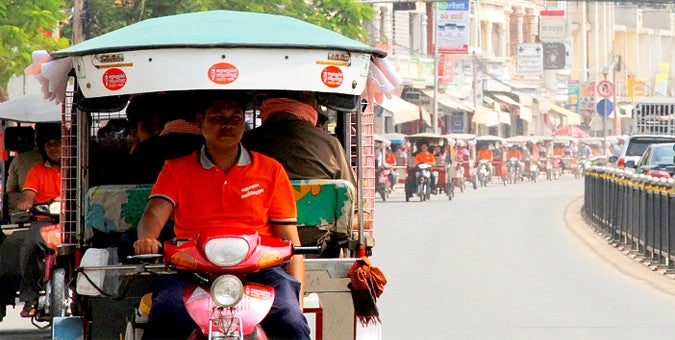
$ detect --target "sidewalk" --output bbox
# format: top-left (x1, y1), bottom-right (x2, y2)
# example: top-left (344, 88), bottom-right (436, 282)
top-left (565, 196), bottom-right (675, 297)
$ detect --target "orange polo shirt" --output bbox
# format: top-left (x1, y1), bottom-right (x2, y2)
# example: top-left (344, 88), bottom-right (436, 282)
top-left (507, 150), bottom-right (522, 159)
top-left (385, 153), bottom-right (396, 166)
top-left (477, 149), bottom-right (493, 161)
top-left (23, 161), bottom-right (61, 204)
top-left (150, 145), bottom-right (297, 239)
top-left (414, 152), bottom-right (436, 165)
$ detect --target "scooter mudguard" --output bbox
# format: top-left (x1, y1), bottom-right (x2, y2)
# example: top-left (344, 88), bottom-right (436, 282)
top-left (184, 283), bottom-right (275, 337)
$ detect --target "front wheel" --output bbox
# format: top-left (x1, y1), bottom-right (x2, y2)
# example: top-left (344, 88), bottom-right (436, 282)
top-left (49, 267), bottom-right (68, 320)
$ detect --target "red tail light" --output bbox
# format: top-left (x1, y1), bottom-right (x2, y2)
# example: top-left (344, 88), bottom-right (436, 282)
top-left (617, 158), bottom-right (625, 168)
top-left (646, 169), bottom-right (671, 179)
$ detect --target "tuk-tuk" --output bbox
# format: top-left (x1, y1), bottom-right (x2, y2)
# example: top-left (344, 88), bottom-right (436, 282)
top-left (0, 93), bottom-right (63, 324)
top-left (403, 133), bottom-right (450, 201)
top-left (505, 135), bottom-right (539, 182)
top-left (551, 135), bottom-right (580, 177)
top-left (475, 135), bottom-right (508, 186)
top-left (444, 133), bottom-right (477, 191)
top-left (25, 10), bottom-right (392, 339)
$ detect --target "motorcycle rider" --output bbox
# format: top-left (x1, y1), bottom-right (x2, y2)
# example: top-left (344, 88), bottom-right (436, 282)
top-left (134, 93), bottom-right (310, 339)
top-left (507, 144), bottom-right (523, 177)
top-left (385, 146), bottom-right (397, 190)
top-left (15, 124), bottom-right (61, 318)
top-left (476, 144), bottom-right (493, 178)
top-left (414, 143), bottom-right (437, 194)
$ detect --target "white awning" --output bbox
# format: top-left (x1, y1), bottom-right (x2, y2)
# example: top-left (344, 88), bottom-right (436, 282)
top-left (492, 94), bottom-right (520, 106)
top-left (549, 104), bottom-right (581, 125)
top-left (498, 111), bottom-right (511, 125)
top-left (519, 106), bottom-right (532, 122)
top-left (377, 95), bottom-right (420, 125)
top-left (472, 106), bottom-right (500, 127)
top-left (422, 90), bottom-right (471, 111)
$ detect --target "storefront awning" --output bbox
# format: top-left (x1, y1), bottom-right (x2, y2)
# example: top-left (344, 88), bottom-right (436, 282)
top-left (472, 106), bottom-right (500, 127)
top-left (549, 104), bottom-right (581, 125)
top-left (492, 94), bottom-right (520, 106)
top-left (519, 106), bottom-right (532, 122)
top-left (377, 95), bottom-right (420, 125)
top-left (422, 90), bottom-right (471, 111)
top-left (498, 111), bottom-right (511, 125)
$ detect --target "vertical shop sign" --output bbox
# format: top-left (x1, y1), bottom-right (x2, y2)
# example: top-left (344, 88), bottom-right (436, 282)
top-left (435, 1), bottom-right (470, 54)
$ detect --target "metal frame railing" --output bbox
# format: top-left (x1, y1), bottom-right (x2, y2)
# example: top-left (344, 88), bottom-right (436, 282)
top-left (583, 166), bottom-right (675, 270)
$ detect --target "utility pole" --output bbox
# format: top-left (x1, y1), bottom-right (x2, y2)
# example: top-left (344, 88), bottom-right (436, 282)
top-left (432, 6), bottom-right (439, 134)
top-left (73, 0), bottom-right (85, 43)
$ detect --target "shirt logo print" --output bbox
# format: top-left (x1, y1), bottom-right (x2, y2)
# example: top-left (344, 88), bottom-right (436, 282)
top-left (241, 183), bottom-right (264, 199)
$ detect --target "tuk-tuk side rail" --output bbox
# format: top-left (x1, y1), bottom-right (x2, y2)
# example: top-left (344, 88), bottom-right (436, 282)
top-left (304, 258), bottom-right (358, 279)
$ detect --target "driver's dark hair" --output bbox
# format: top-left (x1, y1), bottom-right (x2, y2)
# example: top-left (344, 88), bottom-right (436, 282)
top-left (35, 123), bottom-right (61, 158)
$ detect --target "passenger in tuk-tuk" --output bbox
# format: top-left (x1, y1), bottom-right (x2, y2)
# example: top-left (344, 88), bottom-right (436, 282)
top-left (6, 124), bottom-right (49, 215)
top-left (15, 124), bottom-right (61, 318)
top-left (134, 94), bottom-right (310, 340)
top-left (242, 91), bottom-right (355, 186)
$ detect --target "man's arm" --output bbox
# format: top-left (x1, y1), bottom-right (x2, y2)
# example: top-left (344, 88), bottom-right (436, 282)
top-left (16, 190), bottom-right (37, 211)
top-left (272, 224), bottom-right (305, 305)
top-left (134, 198), bottom-right (173, 254)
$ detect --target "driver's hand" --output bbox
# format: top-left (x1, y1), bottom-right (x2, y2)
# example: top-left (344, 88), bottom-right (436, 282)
top-left (134, 237), bottom-right (162, 255)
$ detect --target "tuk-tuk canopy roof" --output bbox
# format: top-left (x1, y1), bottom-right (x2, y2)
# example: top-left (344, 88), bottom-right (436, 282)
top-left (0, 93), bottom-right (62, 123)
top-left (408, 132), bottom-right (444, 139)
top-left (51, 10), bottom-right (386, 58)
top-left (475, 135), bottom-right (507, 143)
top-left (445, 133), bottom-right (476, 140)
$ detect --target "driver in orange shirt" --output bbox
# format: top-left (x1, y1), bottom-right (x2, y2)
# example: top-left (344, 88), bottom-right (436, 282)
top-left (414, 143), bottom-right (438, 194)
top-left (476, 144), bottom-right (493, 177)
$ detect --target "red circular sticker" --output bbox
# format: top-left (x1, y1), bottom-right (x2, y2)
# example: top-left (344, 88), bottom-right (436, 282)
top-left (321, 66), bottom-right (344, 88)
top-left (102, 68), bottom-right (127, 91)
top-left (208, 62), bottom-right (239, 85)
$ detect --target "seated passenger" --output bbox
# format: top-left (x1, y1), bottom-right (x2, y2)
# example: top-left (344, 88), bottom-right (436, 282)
top-left (241, 91), bottom-right (355, 186)
top-left (134, 94), bottom-right (309, 339)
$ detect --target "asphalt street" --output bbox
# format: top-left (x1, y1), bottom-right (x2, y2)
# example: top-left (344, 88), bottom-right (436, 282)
top-left (373, 175), bottom-right (675, 340)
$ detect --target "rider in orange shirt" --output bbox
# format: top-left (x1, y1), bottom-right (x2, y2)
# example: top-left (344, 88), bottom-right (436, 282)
top-left (476, 145), bottom-right (493, 176)
top-left (414, 143), bottom-right (438, 193)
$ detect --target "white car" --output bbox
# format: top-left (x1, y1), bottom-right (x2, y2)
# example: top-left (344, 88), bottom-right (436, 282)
top-left (612, 134), bottom-right (675, 168)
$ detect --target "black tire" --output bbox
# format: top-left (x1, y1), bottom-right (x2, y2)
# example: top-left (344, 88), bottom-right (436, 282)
top-left (50, 267), bottom-right (67, 319)
top-left (472, 179), bottom-right (477, 190)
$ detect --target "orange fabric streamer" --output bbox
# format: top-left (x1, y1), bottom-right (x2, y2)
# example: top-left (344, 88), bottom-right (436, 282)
top-left (260, 98), bottom-right (318, 126)
top-left (347, 257), bottom-right (387, 326)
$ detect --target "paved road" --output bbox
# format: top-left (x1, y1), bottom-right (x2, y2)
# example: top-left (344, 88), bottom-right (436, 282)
top-left (373, 176), bottom-right (675, 339)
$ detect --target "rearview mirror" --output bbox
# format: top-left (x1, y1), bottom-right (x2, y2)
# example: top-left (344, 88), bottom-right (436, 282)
top-left (609, 156), bottom-right (618, 163)
top-left (625, 160), bottom-right (636, 168)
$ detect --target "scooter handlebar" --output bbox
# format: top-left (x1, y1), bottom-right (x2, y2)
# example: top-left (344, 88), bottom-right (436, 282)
top-left (293, 246), bottom-right (323, 255)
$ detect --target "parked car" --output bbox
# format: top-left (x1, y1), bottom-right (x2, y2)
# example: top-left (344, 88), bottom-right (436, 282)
top-left (611, 134), bottom-right (675, 169)
top-left (632, 142), bottom-right (675, 178)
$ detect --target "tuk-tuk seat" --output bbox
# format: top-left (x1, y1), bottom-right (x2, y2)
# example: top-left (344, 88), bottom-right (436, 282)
top-left (83, 184), bottom-right (153, 245)
top-left (290, 179), bottom-right (355, 257)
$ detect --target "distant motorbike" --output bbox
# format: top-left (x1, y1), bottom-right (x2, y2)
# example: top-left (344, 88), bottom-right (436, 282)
top-left (507, 158), bottom-right (521, 184)
top-left (376, 166), bottom-right (392, 201)
top-left (416, 163), bottom-right (432, 201)
top-left (477, 160), bottom-right (490, 187)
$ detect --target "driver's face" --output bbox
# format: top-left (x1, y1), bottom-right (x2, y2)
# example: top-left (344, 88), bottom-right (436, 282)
top-left (421, 144), bottom-right (428, 152)
top-left (201, 100), bottom-right (245, 149)
top-left (44, 139), bottom-right (61, 163)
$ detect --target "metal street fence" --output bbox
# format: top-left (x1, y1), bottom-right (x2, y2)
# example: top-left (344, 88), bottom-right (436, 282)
top-left (583, 167), bottom-right (675, 270)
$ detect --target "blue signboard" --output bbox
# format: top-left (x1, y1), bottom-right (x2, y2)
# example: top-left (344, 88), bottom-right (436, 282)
top-left (596, 98), bottom-right (614, 117)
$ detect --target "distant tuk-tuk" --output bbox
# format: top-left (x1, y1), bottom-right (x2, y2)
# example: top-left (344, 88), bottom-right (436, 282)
top-left (475, 135), bottom-right (508, 186)
top-left (403, 133), bottom-right (451, 201)
top-left (25, 10), bottom-right (393, 339)
top-left (445, 133), bottom-right (477, 191)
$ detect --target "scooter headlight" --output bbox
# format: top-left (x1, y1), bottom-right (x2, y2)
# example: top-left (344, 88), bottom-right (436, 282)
top-left (204, 238), bottom-right (249, 267)
top-left (48, 201), bottom-right (61, 215)
top-left (210, 275), bottom-right (244, 307)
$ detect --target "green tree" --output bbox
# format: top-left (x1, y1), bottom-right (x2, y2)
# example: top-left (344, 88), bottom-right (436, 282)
top-left (0, 0), bottom-right (70, 101)
top-left (74, 0), bottom-right (375, 42)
